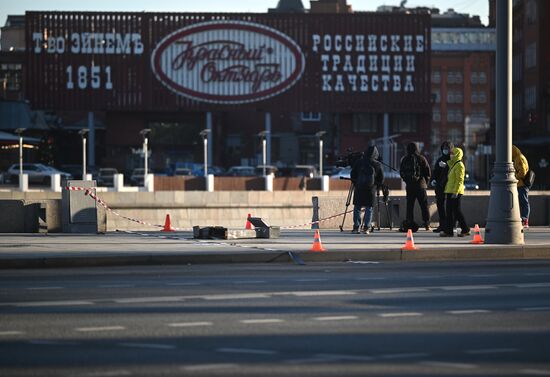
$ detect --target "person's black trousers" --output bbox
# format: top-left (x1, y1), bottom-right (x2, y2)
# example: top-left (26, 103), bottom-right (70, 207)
top-left (435, 189), bottom-right (446, 229)
top-left (444, 194), bottom-right (469, 234)
top-left (405, 185), bottom-right (430, 225)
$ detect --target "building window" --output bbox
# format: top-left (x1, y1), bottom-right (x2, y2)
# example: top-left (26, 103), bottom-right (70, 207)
top-left (470, 72), bottom-right (479, 84)
top-left (471, 93), bottom-right (479, 104)
top-left (432, 70), bottom-right (441, 84)
top-left (352, 113), bottom-right (378, 133)
top-left (478, 72), bottom-right (487, 84)
top-left (432, 108), bottom-right (441, 122)
top-left (447, 110), bottom-right (464, 123)
top-left (0, 63), bottom-right (22, 91)
top-left (478, 91), bottom-right (487, 103)
top-left (432, 89), bottom-right (440, 103)
top-left (513, 93), bottom-right (523, 119)
top-left (447, 71), bottom-right (463, 84)
top-left (447, 91), bottom-right (463, 104)
top-left (526, 0), bottom-right (537, 25)
top-left (525, 42), bottom-right (537, 69)
top-left (470, 109), bottom-right (487, 121)
top-left (513, 54), bottom-right (523, 81)
top-left (524, 86), bottom-right (537, 110)
top-left (449, 128), bottom-right (463, 142)
top-left (301, 112), bottom-right (321, 122)
top-left (392, 114), bottom-right (417, 133)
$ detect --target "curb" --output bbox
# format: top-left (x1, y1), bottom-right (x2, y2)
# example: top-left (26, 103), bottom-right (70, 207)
top-left (1, 245), bottom-right (550, 269)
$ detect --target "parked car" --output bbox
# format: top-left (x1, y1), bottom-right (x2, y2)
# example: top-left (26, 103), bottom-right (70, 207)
top-left (464, 174), bottom-right (480, 190)
top-left (130, 168), bottom-right (145, 186)
top-left (330, 167), bottom-right (351, 180)
top-left (225, 166), bottom-right (256, 176)
top-left (174, 167), bottom-right (193, 176)
top-left (97, 168), bottom-right (118, 187)
top-left (60, 164), bottom-right (85, 180)
top-left (255, 165), bottom-right (279, 176)
top-left (291, 165), bottom-right (317, 178)
top-left (6, 163), bottom-right (72, 184)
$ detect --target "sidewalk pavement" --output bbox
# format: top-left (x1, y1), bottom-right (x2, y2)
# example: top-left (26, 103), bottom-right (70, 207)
top-left (1, 228), bottom-right (549, 269)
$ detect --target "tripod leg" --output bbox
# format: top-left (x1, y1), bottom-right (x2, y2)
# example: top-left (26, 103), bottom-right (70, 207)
top-left (386, 201), bottom-right (393, 230)
top-left (340, 183), bottom-right (354, 232)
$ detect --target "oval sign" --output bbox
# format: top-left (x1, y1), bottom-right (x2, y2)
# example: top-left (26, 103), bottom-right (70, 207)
top-left (151, 20), bottom-right (305, 104)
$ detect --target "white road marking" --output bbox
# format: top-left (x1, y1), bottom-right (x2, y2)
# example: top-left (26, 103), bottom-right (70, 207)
top-left (520, 369), bottom-right (550, 375)
top-left (379, 312), bottom-right (423, 318)
top-left (118, 342), bottom-right (176, 350)
top-left (26, 286), bottom-right (63, 290)
top-left (356, 277), bottom-right (386, 281)
top-left (316, 353), bottom-right (374, 361)
top-left (115, 297), bottom-right (183, 304)
top-left (98, 284), bottom-right (134, 288)
top-left (447, 309), bottom-right (491, 315)
top-left (240, 319), bottom-right (284, 324)
top-left (168, 321), bottom-right (213, 327)
top-left (166, 282), bottom-right (201, 286)
top-left (28, 340), bottom-right (79, 345)
top-left (313, 316), bottom-right (358, 321)
top-left (518, 307), bottom-right (550, 312)
top-left (82, 371), bottom-right (132, 377)
top-left (466, 348), bottom-right (519, 354)
top-left (379, 352), bottom-right (430, 359)
top-left (419, 361), bottom-right (478, 369)
top-left (15, 300), bottom-right (93, 307)
top-left (370, 288), bottom-right (429, 294)
top-left (295, 278), bottom-right (329, 282)
top-left (75, 326), bottom-right (125, 332)
top-left (233, 281), bottom-right (267, 284)
top-left (202, 293), bottom-right (270, 300)
top-left (441, 285), bottom-right (497, 291)
top-left (182, 364), bottom-right (238, 371)
top-left (0, 331), bottom-right (23, 336)
top-left (414, 275), bottom-right (442, 279)
top-left (514, 283), bottom-right (550, 288)
top-left (217, 347), bottom-right (277, 355)
top-left (286, 290), bottom-right (356, 297)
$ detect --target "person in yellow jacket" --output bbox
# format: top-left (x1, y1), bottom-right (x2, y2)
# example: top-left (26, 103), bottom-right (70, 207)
top-left (440, 147), bottom-right (470, 237)
top-left (512, 145), bottom-right (530, 227)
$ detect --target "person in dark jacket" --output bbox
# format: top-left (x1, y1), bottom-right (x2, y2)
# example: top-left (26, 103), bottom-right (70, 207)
top-left (431, 141), bottom-right (453, 232)
top-left (350, 145), bottom-right (384, 234)
top-left (399, 142), bottom-right (431, 231)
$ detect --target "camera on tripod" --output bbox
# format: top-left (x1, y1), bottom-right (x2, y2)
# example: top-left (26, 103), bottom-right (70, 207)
top-left (335, 148), bottom-right (363, 168)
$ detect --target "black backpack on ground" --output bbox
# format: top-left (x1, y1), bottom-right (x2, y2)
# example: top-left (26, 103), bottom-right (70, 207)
top-left (399, 219), bottom-right (419, 233)
top-left (400, 155), bottom-right (421, 183)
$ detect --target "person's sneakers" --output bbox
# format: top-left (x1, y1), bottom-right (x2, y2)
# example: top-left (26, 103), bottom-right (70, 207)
top-left (351, 228), bottom-right (360, 234)
top-left (457, 230), bottom-right (471, 237)
top-left (439, 231), bottom-right (453, 237)
top-left (432, 227), bottom-right (443, 233)
top-left (424, 223), bottom-right (431, 231)
top-left (522, 218), bottom-right (529, 229)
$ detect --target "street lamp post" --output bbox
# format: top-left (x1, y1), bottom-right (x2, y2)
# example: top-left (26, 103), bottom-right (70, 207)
top-left (258, 131), bottom-right (269, 176)
top-left (139, 129), bottom-right (151, 181)
top-left (78, 129), bottom-right (88, 179)
top-left (199, 129), bottom-right (211, 178)
top-left (315, 131), bottom-right (327, 177)
top-left (485, 0), bottom-right (523, 244)
top-left (14, 128), bottom-right (25, 183)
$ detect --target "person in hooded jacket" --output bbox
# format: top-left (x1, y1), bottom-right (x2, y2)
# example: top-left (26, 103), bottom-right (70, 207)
top-left (431, 141), bottom-right (453, 232)
top-left (440, 147), bottom-right (470, 237)
top-left (350, 145), bottom-right (384, 234)
top-left (512, 145), bottom-right (530, 228)
top-left (399, 142), bottom-right (431, 231)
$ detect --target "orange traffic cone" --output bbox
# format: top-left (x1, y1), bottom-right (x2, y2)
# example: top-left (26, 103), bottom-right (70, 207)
top-left (310, 229), bottom-right (326, 252)
top-left (245, 213), bottom-right (253, 230)
top-left (401, 229), bottom-right (418, 251)
top-left (470, 224), bottom-right (484, 244)
top-left (161, 214), bottom-right (175, 232)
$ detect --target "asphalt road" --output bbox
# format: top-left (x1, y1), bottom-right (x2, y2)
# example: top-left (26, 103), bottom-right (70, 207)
top-left (1, 260), bottom-right (550, 376)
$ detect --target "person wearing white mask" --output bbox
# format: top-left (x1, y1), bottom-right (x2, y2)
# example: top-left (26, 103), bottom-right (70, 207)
top-left (432, 141), bottom-right (453, 233)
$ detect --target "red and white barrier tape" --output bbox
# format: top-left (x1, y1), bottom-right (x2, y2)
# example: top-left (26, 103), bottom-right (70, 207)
top-left (65, 186), bottom-right (354, 231)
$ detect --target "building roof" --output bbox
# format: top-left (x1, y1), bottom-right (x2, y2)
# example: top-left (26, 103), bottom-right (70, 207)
top-left (3, 15), bottom-right (25, 28)
top-left (269, 0), bottom-right (305, 13)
